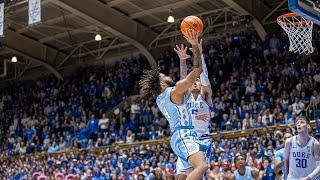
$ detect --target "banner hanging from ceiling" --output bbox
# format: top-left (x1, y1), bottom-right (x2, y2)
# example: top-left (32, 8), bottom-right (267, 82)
top-left (28, 0), bottom-right (41, 26)
top-left (0, 2), bottom-right (4, 37)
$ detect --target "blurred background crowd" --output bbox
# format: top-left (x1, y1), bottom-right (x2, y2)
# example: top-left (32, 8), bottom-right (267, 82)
top-left (1, 26), bottom-right (320, 179)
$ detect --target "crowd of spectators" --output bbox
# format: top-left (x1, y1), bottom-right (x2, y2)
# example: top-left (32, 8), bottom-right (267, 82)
top-left (0, 25), bottom-right (320, 178)
top-left (1, 125), bottom-right (319, 179)
top-left (158, 29), bottom-right (320, 131)
top-left (205, 32), bottom-right (320, 131)
top-left (0, 58), bottom-right (151, 155)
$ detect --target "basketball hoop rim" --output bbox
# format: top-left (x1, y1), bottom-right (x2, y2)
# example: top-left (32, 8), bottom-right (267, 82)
top-left (277, 12), bottom-right (312, 26)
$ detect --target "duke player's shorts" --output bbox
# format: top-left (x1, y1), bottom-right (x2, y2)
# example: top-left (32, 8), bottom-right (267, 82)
top-left (174, 134), bottom-right (212, 175)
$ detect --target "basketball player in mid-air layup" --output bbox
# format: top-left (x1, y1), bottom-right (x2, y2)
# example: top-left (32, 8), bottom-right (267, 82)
top-left (174, 39), bottom-right (213, 179)
top-left (140, 29), bottom-right (208, 179)
top-left (284, 117), bottom-right (320, 180)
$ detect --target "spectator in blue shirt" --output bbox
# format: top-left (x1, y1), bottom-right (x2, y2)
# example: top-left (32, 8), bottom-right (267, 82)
top-left (259, 158), bottom-right (275, 180)
top-left (88, 114), bottom-right (99, 141)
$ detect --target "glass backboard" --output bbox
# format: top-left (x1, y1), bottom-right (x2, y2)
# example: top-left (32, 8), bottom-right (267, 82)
top-left (289, 0), bottom-right (320, 24)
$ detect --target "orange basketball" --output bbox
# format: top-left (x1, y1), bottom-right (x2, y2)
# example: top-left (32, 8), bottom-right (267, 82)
top-left (180, 16), bottom-right (203, 37)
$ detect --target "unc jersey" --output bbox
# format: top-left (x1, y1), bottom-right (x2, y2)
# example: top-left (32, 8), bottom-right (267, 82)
top-left (186, 94), bottom-right (211, 135)
top-left (156, 87), bottom-right (202, 161)
top-left (176, 93), bottom-right (213, 175)
top-left (288, 136), bottom-right (318, 180)
top-left (156, 87), bottom-right (192, 132)
top-left (234, 166), bottom-right (255, 180)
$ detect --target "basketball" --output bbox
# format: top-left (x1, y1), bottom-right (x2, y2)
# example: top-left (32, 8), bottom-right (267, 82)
top-left (180, 16), bottom-right (203, 37)
top-left (3, 0), bottom-right (320, 179)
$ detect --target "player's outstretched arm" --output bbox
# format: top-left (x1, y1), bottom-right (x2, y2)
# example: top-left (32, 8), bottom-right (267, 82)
top-left (283, 138), bottom-right (292, 180)
top-left (171, 30), bottom-right (202, 104)
top-left (174, 44), bottom-right (190, 80)
top-left (274, 149), bottom-right (285, 174)
top-left (190, 38), bottom-right (213, 107)
top-left (274, 160), bottom-right (284, 174)
top-left (304, 141), bottom-right (320, 180)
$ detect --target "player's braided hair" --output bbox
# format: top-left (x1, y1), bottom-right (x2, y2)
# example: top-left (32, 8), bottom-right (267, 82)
top-left (139, 68), bottom-right (161, 97)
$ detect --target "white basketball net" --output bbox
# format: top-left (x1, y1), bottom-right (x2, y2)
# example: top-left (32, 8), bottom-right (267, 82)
top-left (277, 14), bottom-right (314, 55)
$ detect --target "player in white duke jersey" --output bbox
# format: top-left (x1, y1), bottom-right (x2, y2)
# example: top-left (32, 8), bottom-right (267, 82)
top-left (140, 29), bottom-right (209, 180)
top-left (174, 39), bottom-right (213, 179)
top-left (284, 116), bottom-right (320, 180)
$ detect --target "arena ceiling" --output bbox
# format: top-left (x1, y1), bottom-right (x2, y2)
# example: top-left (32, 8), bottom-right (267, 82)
top-left (0, 0), bottom-right (288, 81)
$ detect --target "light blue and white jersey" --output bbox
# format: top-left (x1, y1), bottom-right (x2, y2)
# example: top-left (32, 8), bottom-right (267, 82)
top-left (176, 93), bottom-right (213, 175)
top-left (156, 87), bottom-right (192, 132)
top-left (234, 166), bottom-right (254, 180)
top-left (157, 87), bottom-right (202, 162)
top-left (186, 94), bottom-right (211, 135)
top-left (275, 148), bottom-right (284, 161)
top-left (275, 148), bottom-right (284, 178)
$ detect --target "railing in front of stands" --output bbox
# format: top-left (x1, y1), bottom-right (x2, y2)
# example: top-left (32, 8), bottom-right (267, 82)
top-left (306, 103), bottom-right (319, 121)
top-left (305, 103), bottom-right (320, 135)
top-left (106, 94), bottom-right (142, 118)
top-left (7, 120), bottom-right (316, 160)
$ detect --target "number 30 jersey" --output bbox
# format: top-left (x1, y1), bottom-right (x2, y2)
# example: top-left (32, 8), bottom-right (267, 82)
top-left (288, 136), bottom-right (318, 180)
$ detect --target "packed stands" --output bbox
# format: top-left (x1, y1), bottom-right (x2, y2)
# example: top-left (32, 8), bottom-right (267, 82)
top-left (1, 27), bottom-right (320, 179)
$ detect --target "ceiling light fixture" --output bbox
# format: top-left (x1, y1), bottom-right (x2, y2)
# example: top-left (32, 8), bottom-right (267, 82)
top-left (95, 34), bottom-right (102, 41)
top-left (11, 56), bottom-right (17, 63)
top-left (167, 9), bottom-right (175, 23)
top-left (167, 15), bottom-right (175, 23)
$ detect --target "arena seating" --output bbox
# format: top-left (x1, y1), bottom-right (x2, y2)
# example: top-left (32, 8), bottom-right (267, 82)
top-left (1, 27), bottom-right (320, 179)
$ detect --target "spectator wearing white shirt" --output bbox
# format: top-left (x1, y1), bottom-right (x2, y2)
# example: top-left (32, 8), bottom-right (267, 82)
top-left (280, 94), bottom-right (289, 109)
top-left (262, 110), bottom-right (273, 126)
top-left (291, 97), bottom-right (304, 115)
top-left (295, 80), bottom-right (303, 93)
top-left (245, 82), bottom-right (256, 95)
top-left (310, 90), bottom-right (320, 106)
top-left (9, 124), bottom-right (16, 136)
top-left (269, 34), bottom-right (280, 55)
top-left (98, 113), bottom-right (109, 132)
top-left (18, 142), bottom-right (26, 155)
top-left (21, 113), bottom-right (30, 127)
top-left (242, 113), bottom-right (253, 130)
top-left (126, 130), bottom-right (135, 143)
top-left (313, 71), bottom-right (320, 82)
top-left (130, 99), bottom-right (140, 114)
top-left (102, 86), bottom-right (111, 98)
top-left (58, 137), bottom-right (67, 151)
top-left (157, 127), bottom-right (165, 138)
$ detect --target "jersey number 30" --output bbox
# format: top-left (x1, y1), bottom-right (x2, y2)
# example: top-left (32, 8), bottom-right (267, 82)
top-left (295, 158), bottom-right (307, 168)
